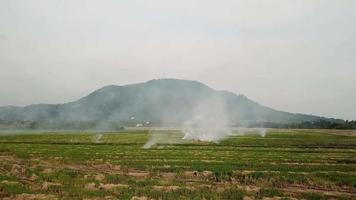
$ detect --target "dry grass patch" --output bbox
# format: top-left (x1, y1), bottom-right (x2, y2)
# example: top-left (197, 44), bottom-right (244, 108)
top-left (127, 169), bottom-right (150, 178)
top-left (153, 185), bottom-right (180, 192)
top-left (131, 196), bottom-right (148, 200)
top-left (4, 193), bottom-right (58, 200)
top-left (84, 183), bottom-right (98, 191)
top-left (1, 180), bottom-right (20, 185)
top-left (98, 183), bottom-right (129, 191)
top-left (41, 182), bottom-right (62, 190)
top-left (94, 174), bottom-right (105, 181)
top-left (282, 186), bottom-right (356, 198)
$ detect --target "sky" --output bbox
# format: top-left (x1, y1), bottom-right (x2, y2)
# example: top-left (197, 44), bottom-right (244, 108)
top-left (0, 0), bottom-right (355, 120)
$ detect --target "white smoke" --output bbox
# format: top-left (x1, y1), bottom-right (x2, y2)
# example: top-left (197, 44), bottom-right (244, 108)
top-left (143, 130), bottom-right (186, 149)
top-left (93, 133), bottom-right (103, 143)
top-left (181, 95), bottom-right (231, 142)
top-left (258, 128), bottom-right (267, 137)
top-left (143, 132), bottom-right (165, 149)
top-left (231, 128), bottom-right (268, 137)
top-left (142, 92), bottom-right (268, 149)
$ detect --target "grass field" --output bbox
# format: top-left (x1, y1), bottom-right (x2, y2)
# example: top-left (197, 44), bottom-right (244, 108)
top-left (0, 129), bottom-right (355, 200)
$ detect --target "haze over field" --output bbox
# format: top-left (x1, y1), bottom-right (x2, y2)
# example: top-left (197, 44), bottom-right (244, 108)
top-left (0, 79), bottom-right (343, 127)
top-left (0, 0), bottom-right (356, 120)
top-left (0, 2), bottom-right (356, 199)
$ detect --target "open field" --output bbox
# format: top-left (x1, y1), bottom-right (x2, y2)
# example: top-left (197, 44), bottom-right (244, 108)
top-left (0, 129), bottom-right (355, 200)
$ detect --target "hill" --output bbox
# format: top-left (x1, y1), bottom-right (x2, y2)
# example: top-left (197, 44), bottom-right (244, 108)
top-left (0, 79), bottom-right (343, 128)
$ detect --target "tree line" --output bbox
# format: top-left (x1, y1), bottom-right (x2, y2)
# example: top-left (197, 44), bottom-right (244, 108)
top-left (0, 119), bottom-right (355, 130)
top-left (246, 120), bottom-right (356, 129)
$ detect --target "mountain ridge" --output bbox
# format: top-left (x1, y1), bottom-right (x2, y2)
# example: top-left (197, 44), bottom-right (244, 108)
top-left (0, 79), bottom-right (343, 126)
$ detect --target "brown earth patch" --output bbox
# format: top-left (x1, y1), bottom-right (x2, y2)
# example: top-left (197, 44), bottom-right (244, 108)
top-left (53, 157), bottom-right (62, 160)
top-left (185, 186), bottom-right (197, 191)
top-left (243, 196), bottom-right (255, 200)
top-left (84, 183), bottom-right (98, 191)
top-left (127, 169), bottom-right (149, 178)
top-left (245, 185), bottom-right (261, 192)
top-left (282, 185), bottom-right (356, 197)
top-left (42, 168), bottom-right (53, 174)
top-left (131, 196), bottom-right (148, 200)
top-left (1, 180), bottom-right (20, 185)
top-left (202, 170), bottom-right (213, 177)
top-left (0, 155), bottom-right (18, 164)
top-left (160, 172), bottom-right (175, 179)
top-left (29, 173), bottom-right (38, 181)
top-left (11, 164), bottom-right (26, 176)
top-left (185, 182), bottom-right (212, 189)
top-left (5, 193), bottom-right (58, 200)
top-left (235, 170), bottom-right (258, 175)
top-left (0, 187), bottom-right (9, 198)
top-left (99, 183), bottom-right (129, 191)
top-left (183, 171), bottom-right (199, 177)
top-left (83, 197), bottom-right (116, 200)
top-left (214, 183), bottom-right (233, 192)
top-left (262, 197), bottom-right (282, 200)
top-left (153, 185), bottom-right (180, 192)
top-left (41, 182), bottom-right (62, 190)
top-left (94, 174), bottom-right (105, 181)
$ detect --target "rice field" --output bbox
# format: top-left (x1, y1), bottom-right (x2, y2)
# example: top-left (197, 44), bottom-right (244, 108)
top-left (0, 129), bottom-right (355, 200)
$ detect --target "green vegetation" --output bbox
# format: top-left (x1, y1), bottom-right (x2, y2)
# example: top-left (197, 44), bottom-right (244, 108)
top-left (0, 129), bottom-right (355, 199)
top-left (248, 120), bottom-right (356, 129)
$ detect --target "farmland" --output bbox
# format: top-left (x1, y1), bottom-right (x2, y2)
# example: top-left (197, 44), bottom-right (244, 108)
top-left (0, 129), bottom-right (355, 200)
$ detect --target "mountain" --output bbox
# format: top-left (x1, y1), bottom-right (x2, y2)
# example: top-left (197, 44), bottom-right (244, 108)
top-left (0, 79), bottom-right (343, 128)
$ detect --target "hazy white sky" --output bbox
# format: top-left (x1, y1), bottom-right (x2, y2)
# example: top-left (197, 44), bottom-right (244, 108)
top-left (0, 0), bottom-right (355, 120)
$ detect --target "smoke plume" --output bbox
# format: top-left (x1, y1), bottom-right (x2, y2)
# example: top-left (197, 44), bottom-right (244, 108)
top-left (93, 133), bottom-right (103, 143)
top-left (142, 94), bottom-right (232, 149)
top-left (231, 128), bottom-right (268, 137)
top-left (143, 130), bottom-right (187, 149)
top-left (181, 95), bottom-right (231, 142)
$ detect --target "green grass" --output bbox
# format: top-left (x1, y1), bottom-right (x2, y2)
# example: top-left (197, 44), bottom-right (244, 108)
top-left (0, 129), bottom-right (355, 199)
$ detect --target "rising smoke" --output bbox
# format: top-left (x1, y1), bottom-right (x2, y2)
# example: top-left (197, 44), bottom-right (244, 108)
top-left (181, 95), bottom-right (231, 142)
top-left (143, 130), bottom-right (188, 149)
top-left (93, 133), bottom-right (103, 143)
top-left (143, 94), bottom-right (232, 148)
top-left (231, 128), bottom-right (267, 137)
top-left (143, 132), bottom-right (169, 149)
